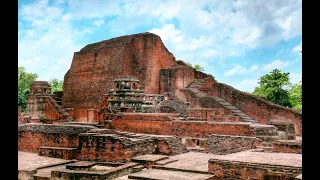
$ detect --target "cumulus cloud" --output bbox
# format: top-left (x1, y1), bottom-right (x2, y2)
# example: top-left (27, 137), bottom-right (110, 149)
top-left (18, 0), bottom-right (301, 81)
top-left (290, 72), bottom-right (302, 84)
top-left (68, 0), bottom-right (122, 19)
top-left (18, 0), bottom-right (87, 81)
top-left (92, 20), bottom-right (105, 27)
top-left (224, 65), bottom-right (258, 77)
top-left (261, 60), bottom-right (289, 72)
top-left (149, 24), bottom-right (183, 44)
top-left (293, 42), bottom-right (302, 54)
top-left (234, 79), bottom-right (259, 93)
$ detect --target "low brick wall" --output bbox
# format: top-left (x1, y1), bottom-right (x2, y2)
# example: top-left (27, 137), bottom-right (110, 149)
top-left (111, 119), bottom-right (254, 138)
top-left (39, 146), bottom-right (77, 160)
top-left (76, 133), bottom-right (156, 162)
top-left (18, 124), bottom-right (95, 153)
top-left (189, 108), bottom-right (225, 121)
top-left (118, 113), bottom-right (180, 121)
top-left (269, 121), bottom-right (296, 140)
top-left (272, 140), bottom-right (302, 154)
top-left (206, 134), bottom-right (262, 155)
top-left (208, 159), bottom-right (302, 179)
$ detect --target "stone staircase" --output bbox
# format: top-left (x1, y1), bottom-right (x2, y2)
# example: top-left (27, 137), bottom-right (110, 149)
top-left (46, 95), bottom-right (73, 122)
top-left (52, 91), bottom-right (63, 106)
top-left (210, 96), bottom-right (256, 123)
top-left (185, 79), bottom-right (257, 123)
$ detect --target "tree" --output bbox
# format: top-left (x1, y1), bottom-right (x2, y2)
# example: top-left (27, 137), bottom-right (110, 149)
top-left (193, 64), bottom-right (204, 71)
top-left (49, 78), bottom-right (63, 93)
top-left (18, 66), bottom-right (38, 112)
top-left (253, 69), bottom-right (292, 107)
top-left (186, 62), bottom-right (204, 71)
top-left (289, 79), bottom-right (302, 111)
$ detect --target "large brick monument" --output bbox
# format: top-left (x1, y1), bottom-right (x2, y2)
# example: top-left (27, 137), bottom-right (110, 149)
top-left (18, 32), bottom-right (302, 180)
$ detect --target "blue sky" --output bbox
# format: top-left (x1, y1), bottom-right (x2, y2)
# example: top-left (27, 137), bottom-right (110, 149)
top-left (18, 0), bottom-right (302, 92)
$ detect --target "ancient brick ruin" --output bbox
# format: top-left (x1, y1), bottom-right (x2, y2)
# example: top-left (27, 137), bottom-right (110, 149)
top-left (18, 32), bottom-right (302, 180)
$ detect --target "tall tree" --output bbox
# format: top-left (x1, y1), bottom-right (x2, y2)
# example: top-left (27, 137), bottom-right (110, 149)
top-left (289, 79), bottom-right (302, 111)
top-left (49, 78), bottom-right (64, 93)
top-left (18, 66), bottom-right (38, 112)
top-left (253, 69), bottom-right (292, 107)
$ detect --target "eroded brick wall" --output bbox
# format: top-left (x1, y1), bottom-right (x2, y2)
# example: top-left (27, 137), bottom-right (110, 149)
top-left (18, 124), bottom-right (94, 153)
top-left (111, 117), bottom-right (254, 138)
top-left (159, 64), bottom-right (208, 101)
top-left (211, 82), bottom-right (302, 136)
top-left (206, 134), bottom-right (262, 155)
top-left (272, 140), bottom-right (302, 154)
top-left (76, 134), bottom-right (137, 162)
top-left (208, 159), bottom-right (302, 179)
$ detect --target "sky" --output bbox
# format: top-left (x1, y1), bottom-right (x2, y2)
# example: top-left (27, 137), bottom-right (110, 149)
top-left (18, 0), bottom-right (302, 93)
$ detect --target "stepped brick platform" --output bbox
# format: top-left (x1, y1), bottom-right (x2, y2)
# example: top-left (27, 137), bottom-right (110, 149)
top-left (208, 151), bottom-right (302, 179)
top-left (269, 120), bottom-right (296, 140)
top-left (128, 169), bottom-right (215, 180)
top-left (155, 158), bottom-right (179, 165)
top-left (33, 164), bottom-right (67, 180)
top-left (18, 151), bottom-right (73, 180)
top-left (76, 129), bottom-right (188, 162)
top-left (19, 149), bottom-right (302, 180)
top-left (51, 162), bottom-right (139, 179)
top-left (111, 114), bottom-right (255, 138)
top-left (272, 140), bottom-right (302, 154)
top-left (249, 123), bottom-right (278, 147)
top-left (131, 154), bottom-right (169, 168)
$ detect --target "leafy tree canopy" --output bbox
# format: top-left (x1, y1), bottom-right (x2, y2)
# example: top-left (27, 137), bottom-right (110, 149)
top-left (289, 79), bottom-right (302, 111)
top-left (49, 78), bottom-right (64, 93)
top-left (18, 66), bottom-right (38, 112)
top-left (253, 69), bottom-right (292, 107)
top-left (186, 62), bottom-right (204, 71)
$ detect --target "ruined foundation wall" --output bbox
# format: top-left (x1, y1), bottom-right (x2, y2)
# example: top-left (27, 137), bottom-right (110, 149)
top-left (206, 134), bottom-right (262, 155)
top-left (18, 124), bottom-right (94, 153)
top-left (272, 140), bottom-right (302, 154)
top-left (111, 118), bottom-right (254, 138)
top-left (208, 159), bottom-right (302, 179)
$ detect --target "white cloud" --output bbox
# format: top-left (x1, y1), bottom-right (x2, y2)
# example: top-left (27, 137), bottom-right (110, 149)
top-left (20, 0), bottom-right (63, 29)
top-left (290, 72), bottom-right (302, 84)
top-left (224, 65), bottom-right (258, 77)
top-left (261, 60), bottom-right (289, 72)
top-left (62, 14), bottom-right (71, 22)
top-left (18, 0), bottom-right (86, 81)
top-left (63, 0), bottom-right (301, 61)
top-left (92, 20), bottom-right (104, 27)
top-left (234, 79), bottom-right (259, 93)
top-left (249, 65), bottom-right (259, 72)
top-left (149, 24), bottom-right (183, 44)
top-left (18, 0), bottom-right (301, 82)
top-left (68, 0), bottom-right (122, 19)
top-left (293, 41), bottom-right (302, 54)
top-left (224, 65), bottom-right (247, 77)
top-left (202, 49), bottom-right (218, 58)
